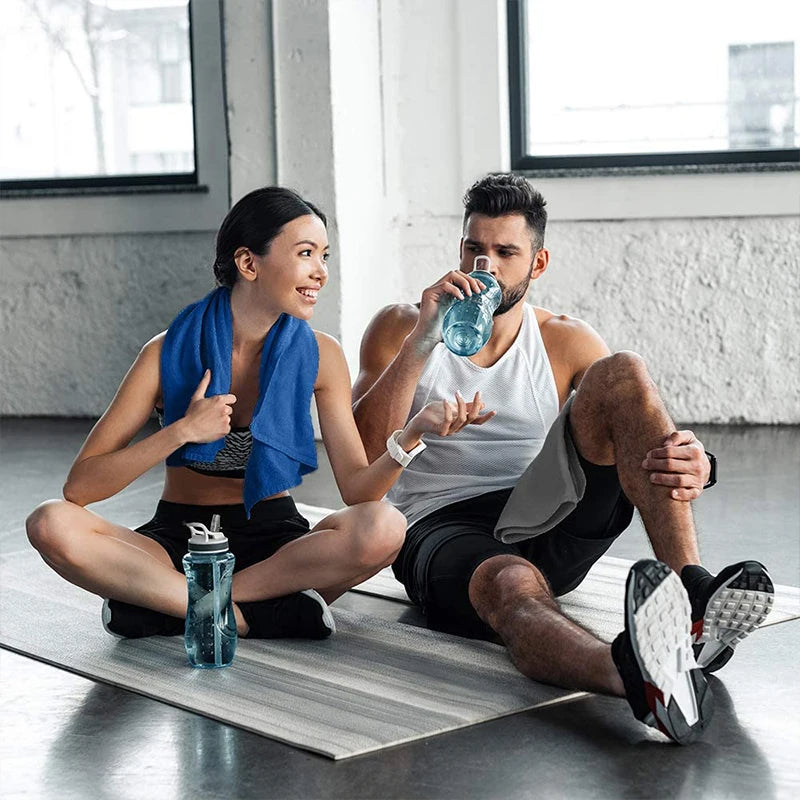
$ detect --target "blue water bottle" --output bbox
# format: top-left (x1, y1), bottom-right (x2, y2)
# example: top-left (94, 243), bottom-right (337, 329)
top-left (183, 514), bottom-right (237, 669)
top-left (442, 257), bottom-right (502, 356)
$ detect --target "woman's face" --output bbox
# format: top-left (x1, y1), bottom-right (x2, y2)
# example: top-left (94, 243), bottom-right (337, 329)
top-left (251, 214), bottom-right (330, 320)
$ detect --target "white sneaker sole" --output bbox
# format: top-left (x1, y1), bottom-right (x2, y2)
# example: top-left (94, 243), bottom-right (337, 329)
top-left (627, 561), bottom-right (710, 743)
top-left (301, 589), bottom-right (336, 635)
top-left (101, 599), bottom-right (125, 639)
top-left (693, 563), bottom-right (774, 670)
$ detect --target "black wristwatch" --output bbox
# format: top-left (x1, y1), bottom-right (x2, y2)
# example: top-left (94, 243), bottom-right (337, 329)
top-left (703, 451), bottom-right (717, 489)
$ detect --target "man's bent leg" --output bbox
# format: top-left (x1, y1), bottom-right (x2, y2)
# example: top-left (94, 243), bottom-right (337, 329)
top-left (569, 351), bottom-right (699, 572)
top-left (569, 352), bottom-right (773, 674)
top-left (469, 554), bottom-right (624, 695)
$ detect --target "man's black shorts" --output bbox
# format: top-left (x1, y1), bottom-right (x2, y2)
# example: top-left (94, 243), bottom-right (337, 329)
top-left (392, 450), bottom-right (633, 640)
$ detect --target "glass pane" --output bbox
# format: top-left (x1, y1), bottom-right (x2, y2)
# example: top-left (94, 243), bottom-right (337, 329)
top-left (0, 0), bottom-right (195, 181)
top-left (524, 0), bottom-right (799, 156)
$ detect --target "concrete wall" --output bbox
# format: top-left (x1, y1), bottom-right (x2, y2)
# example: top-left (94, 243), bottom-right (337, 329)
top-left (389, 214), bottom-right (800, 424)
top-left (0, 232), bottom-right (215, 415)
top-left (1, 0), bottom-right (798, 422)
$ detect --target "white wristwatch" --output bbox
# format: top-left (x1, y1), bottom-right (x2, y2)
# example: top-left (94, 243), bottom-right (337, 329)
top-left (386, 430), bottom-right (427, 468)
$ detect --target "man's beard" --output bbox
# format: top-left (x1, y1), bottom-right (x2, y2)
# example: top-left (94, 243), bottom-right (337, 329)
top-left (493, 263), bottom-right (534, 316)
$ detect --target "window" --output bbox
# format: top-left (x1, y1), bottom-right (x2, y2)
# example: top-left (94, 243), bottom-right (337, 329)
top-left (0, 0), bottom-right (196, 189)
top-left (508, 0), bottom-right (800, 171)
top-left (0, 0), bottom-right (228, 237)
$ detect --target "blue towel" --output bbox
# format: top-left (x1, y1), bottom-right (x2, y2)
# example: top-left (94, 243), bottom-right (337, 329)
top-left (161, 287), bottom-right (318, 516)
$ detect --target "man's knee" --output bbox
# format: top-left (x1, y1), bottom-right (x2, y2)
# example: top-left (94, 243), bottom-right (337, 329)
top-left (579, 351), bottom-right (654, 404)
top-left (468, 555), bottom-right (551, 618)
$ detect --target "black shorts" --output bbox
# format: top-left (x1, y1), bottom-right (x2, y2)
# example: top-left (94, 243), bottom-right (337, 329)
top-left (135, 496), bottom-right (311, 573)
top-left (392, 451), bottom-right (633, 640)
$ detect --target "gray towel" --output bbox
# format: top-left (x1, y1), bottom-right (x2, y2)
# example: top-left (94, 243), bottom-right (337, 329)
top-left (494, 394), bottom-right (587, 544)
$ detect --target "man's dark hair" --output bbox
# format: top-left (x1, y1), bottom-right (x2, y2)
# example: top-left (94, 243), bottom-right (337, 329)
top-left (213, 186), bottom-right (327, 289)
top-left (462, 173), bottom-right (547, 251)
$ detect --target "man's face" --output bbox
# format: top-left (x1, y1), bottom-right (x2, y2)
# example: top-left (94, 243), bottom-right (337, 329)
top-left (460, 213), bottom-right (543, 316)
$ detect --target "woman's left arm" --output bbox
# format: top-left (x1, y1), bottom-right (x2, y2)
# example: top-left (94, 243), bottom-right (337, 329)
top-left (314, 332), bottom-right (492, 504)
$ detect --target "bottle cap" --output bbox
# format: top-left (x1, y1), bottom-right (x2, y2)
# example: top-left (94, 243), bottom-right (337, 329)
top-left (186, 514), bottom-right (229, 553)
top-left (470, 257), bottom-right (499, 293)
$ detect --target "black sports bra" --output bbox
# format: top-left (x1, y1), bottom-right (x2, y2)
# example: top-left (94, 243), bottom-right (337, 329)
top-left (155, 407), bottom-right (251, 479)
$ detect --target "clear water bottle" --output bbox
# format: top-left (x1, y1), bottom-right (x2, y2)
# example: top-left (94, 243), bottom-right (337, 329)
top-left (183, 514), bottom-right (237, 669)
top-left (442, 257), bottom-right (502, 356)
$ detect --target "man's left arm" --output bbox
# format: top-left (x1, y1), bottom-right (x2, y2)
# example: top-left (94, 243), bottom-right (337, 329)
top-left (642, 434), bottom-right (714, 502)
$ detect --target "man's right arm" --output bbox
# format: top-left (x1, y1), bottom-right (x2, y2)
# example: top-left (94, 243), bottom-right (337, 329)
top-left (353, 269), bottom-right (488, 462)
top-left (352, 304), bottom-right (431, 462)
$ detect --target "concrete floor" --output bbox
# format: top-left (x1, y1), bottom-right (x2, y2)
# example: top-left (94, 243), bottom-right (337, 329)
top-left (1, 419), bottom-right (799, 799)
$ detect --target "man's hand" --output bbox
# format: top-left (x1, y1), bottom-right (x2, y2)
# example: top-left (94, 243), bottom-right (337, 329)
top-left (408, 270), bottom-right (486, 354)
top-left (399, 391), bottom-right (496, 449)
top-left (642, 430), bottom-right (711, 502)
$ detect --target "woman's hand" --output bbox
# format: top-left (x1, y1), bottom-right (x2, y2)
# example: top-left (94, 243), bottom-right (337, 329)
top-left (180, 369), bottom-right (237, 443)
top-left (403, 390), bottom-right (495, 444)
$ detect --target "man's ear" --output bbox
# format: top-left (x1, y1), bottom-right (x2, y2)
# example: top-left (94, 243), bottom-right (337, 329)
top-left (458, 237), bottom-right (465, 264)
top-left (531, 248), bottom-right (550, 281)
top-left (234, 247), bottom-right (258, 282)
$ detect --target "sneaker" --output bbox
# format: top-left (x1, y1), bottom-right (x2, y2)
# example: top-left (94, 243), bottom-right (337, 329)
top-left (611, 559), bottom-right (713, 745)
top-left (686, 561), bottom-right (774, 673)
top-left (102, 598), bottom-right (184, 639)
top-left (238, 589), bottom-right (335, 639)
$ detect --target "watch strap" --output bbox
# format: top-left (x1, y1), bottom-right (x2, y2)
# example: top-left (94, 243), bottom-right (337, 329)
top-left (386, 430), bottom-right (426, 468)
top-left (703, 451), bottom-right (717, 489)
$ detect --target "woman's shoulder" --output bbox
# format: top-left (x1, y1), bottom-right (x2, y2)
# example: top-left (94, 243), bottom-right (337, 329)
top-left (142, 330), bottom-right (167, 353)
top-left (313, 329), bottom-right (343, 356)
top-left (312, 330), bottom-right (348, 391)
top-left (134, 333), bottom-right (168, 400)
top-left (138, 331), bottom-right (168, 366)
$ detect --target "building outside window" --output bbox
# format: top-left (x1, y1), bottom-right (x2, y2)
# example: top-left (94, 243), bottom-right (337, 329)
top-left (509, 0), bottom-right (799, 170)
top-left (0, 0), bottom-right (195, 187)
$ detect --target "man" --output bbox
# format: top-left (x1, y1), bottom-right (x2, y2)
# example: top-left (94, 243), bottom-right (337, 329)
top-left (351, 173), bottom-right (773, 745)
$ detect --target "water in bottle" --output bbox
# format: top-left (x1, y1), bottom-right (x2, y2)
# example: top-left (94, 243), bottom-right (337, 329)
top-left (442, 257), bottom-right (502, 356)
top-left (183, 514), bottom-right (237, 669)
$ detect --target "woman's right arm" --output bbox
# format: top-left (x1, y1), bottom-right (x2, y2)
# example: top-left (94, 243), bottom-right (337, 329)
top-left (62, 333), bottom-right (186, 506)
top-left (64, 332), bottom-right (238, 507)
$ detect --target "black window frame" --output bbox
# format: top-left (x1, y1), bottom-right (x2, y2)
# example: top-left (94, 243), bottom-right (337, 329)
top-left (507, 0), bottom-right (800, 173)
top-left (0, 0), bottom-right (199, 194)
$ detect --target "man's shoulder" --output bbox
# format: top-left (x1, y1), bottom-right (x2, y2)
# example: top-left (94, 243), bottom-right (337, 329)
top-left (533, 305), bottom-right (609, 366)
top-left (363, 302), bottom-right (420, 343)
top-left (534, 306), bottom-right (593, 337)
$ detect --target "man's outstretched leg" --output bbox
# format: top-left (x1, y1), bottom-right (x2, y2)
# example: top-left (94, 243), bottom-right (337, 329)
top-left (469, 554), bottom-right (712, 744)
top-left (570, 351), bottom-right (773, 673)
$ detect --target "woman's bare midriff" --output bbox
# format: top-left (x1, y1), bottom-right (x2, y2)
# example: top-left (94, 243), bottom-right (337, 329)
top-left (161, 466), bottom-right (290, 506)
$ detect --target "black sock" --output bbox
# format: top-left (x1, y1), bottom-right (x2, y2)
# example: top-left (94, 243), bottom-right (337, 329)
top-left (680, 565), bottom-right (714, 617)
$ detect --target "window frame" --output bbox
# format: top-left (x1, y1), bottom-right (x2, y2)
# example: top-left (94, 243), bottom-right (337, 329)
top-left (0, 0), bottom-right (229, 236)
top-left (507, 0), bottom-right (800, 174)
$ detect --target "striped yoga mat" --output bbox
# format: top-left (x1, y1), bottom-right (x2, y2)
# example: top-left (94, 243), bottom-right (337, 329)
top-left (0, 547), bottom-right (582, 760)
top-left (2, 503), bottom-right (796, 760)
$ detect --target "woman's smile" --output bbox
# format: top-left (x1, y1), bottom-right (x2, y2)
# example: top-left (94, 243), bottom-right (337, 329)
top-left (296, 286), bottom-right (320, 303)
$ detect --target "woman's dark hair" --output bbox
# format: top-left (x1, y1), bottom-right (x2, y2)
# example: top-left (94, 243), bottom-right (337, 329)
top-left (462, 173), bottom-right (547, 251)
top-left (213, 186), bottom-right (327, 288)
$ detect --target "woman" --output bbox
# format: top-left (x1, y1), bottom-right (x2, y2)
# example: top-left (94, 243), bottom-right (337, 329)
top-left (26, 187), bottom-right (493, 640)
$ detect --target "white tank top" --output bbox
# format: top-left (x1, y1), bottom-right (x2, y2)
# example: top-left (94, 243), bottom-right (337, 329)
top-left (386, 304), bottom-right (560, 528)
